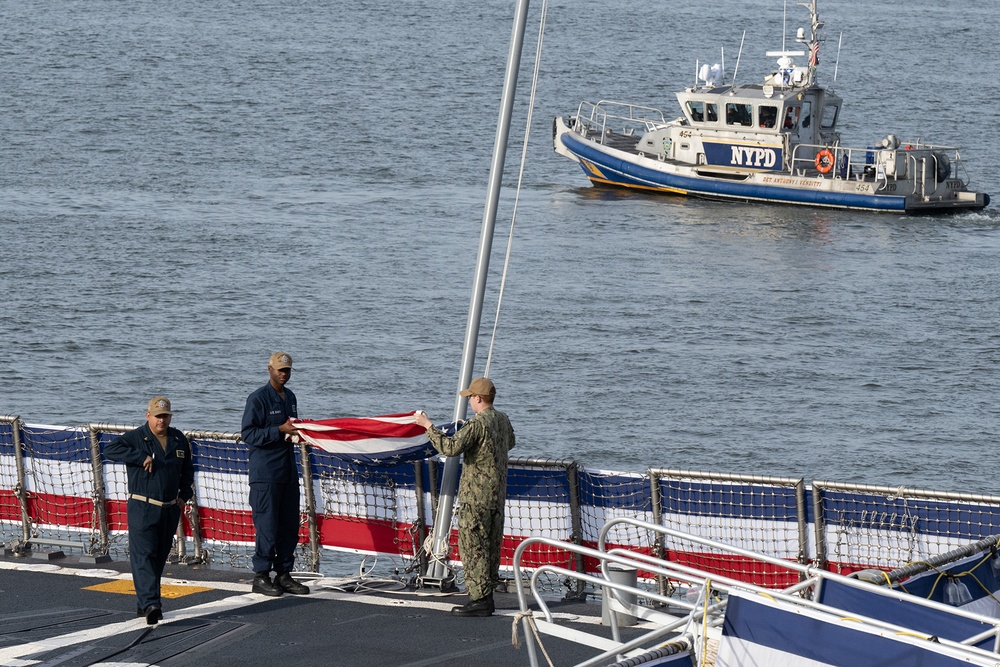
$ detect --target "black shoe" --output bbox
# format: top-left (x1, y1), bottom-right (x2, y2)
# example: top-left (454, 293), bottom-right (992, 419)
top-left (141, 605), bottom-right (162, 625)
top-left (252, 573), bottom-right (284, 597)
top-left (275, 572), bottom-right (310, 595)
top-left (450, 596), bottom-right (494, 617)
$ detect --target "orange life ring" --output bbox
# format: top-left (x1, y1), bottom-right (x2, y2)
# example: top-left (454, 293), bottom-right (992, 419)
top-left (815, 148), bottom-right (835, 174)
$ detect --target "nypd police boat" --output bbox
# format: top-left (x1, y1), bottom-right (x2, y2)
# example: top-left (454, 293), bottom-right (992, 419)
top-left (552, 0), bottom-right (990, 213)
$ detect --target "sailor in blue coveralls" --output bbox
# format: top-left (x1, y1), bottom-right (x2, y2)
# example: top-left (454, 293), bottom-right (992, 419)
top-left (104, 396), bottom-right (194, 625)
top-left (240, 351), bottom-right (310, 596)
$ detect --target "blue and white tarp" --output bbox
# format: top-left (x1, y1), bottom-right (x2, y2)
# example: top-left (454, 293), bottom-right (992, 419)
top-left (717, 589), bottom-right (1000, 667)
top-left (894, 551), bottom-right (1000, 619)
top-left (819, 575), bottom-right (999, 651)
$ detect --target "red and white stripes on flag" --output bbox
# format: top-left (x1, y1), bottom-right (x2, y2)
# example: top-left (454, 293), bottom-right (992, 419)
top-left (292, 412), bottom-right (433, 465)
top-left (809, 41), bottom-right (819, 67)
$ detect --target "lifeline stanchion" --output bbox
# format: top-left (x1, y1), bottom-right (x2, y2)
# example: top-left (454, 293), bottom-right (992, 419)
top-left (299, 440), bottom-right (321, 572)
top-left (87, 423), bottom-right (111, 558)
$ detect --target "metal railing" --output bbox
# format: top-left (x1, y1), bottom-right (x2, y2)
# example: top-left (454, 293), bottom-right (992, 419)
top-left (812, 479), bottom-right (1000, 574)
top-left (6, 416), bottom-right (1000, 596)
top-left (788, 142), bottom-right (968, 194)
top-left (570, 100), bottom-right (668, 144)
top-left (512, 518), bottom-right (1000, 667)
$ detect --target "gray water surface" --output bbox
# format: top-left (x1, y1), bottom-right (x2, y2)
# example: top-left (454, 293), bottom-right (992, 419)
top-left (3, 0), bottom-right (1000, 492)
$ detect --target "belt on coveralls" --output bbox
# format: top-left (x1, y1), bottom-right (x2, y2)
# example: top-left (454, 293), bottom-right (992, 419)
top-left (128, 494), bottom-right (177, 507)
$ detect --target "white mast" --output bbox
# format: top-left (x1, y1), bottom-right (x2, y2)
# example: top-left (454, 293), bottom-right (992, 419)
top-left (423, 0), bottom-right (532, 586)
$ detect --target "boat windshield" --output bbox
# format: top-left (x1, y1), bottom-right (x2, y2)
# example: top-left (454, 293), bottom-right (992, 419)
top-left (759, 105), bottom-right (778, 129)
top-left (821, 104), bottom-right (839, 129)
top-left (783, 105), bottom-right (800, 128)
top-left (726, 102), bottom-right (752, 127)
top-left (686, 100), bottom-right (719, 124)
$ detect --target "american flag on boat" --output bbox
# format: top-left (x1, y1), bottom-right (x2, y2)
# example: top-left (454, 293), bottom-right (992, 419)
top-left (292, 412), bottom-right (436, 465)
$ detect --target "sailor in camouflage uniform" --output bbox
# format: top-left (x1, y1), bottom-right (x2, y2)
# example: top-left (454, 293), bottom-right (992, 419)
top-left (415, 377), bottom-right (515, 617)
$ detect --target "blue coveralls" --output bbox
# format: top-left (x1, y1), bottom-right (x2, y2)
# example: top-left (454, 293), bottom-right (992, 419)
top-left (241, 383), bottom-right (300, 575)
top-left (104, 424), bottom-right (194, 612)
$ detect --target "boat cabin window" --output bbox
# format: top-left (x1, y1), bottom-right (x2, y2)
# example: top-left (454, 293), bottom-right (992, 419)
top-left (686, 100), bottom-right (718, 124)
top-left (801, 101), bottom-right (813, 128)
top-left (821, 104), bottom-right (839, 129)
top-left (783, 105), bottom-right (800, 128)
top-left (726, 102), bottom-right (752, 127)
top-left (758, 105), bottom-right (778, 129)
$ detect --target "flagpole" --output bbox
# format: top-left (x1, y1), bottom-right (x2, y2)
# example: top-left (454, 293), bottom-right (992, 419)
top-left (423, 0), bottom-right (532, 585)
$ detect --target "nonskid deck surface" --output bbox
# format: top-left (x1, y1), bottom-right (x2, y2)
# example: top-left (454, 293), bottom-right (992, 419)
top-left (597, 131), bottom-right (640, 154)
top-left (0, 555), bottom-right (622, 667)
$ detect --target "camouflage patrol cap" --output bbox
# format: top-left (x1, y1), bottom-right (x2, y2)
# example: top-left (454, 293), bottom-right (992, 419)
top-left (147, 396), bottom-right (173, 417)
top-left (459, 377), bottom-right (496, 398)
top-left (268, 351), bottom-right (293, 370)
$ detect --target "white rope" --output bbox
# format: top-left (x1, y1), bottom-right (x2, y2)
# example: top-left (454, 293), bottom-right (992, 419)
top-left (421, 533), bottom-right (456, 583)
top-left (511, 610), bottom-right (556, 667)
top-left (484, 0), bottom-right (550, 378)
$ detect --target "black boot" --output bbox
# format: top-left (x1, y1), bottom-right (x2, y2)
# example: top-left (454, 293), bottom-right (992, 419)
top-left (140, 605), bottom-right (162, 625)
top-left (252, 573), bottom-right (284, 597)
top-left (275, 572), bottom-right (310, 595)
top-left (450, 595), bottom-right (494, 617)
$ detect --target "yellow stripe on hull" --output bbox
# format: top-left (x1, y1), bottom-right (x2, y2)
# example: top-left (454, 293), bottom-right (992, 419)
top-left (580, 159), bottom-right (604, 179)
top-left (587, 175), bottom-right (689, 196)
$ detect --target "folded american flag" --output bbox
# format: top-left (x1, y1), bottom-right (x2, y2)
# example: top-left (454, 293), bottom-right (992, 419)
top-left (292, 412), bottom-right (435, 465)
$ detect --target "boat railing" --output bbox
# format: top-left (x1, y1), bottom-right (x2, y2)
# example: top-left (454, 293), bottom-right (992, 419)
top-left (572, 100), bottom-right (667, 144)
top-left (512, 518), bottom-right (1000, 667)
top-left (789, 142), bottom-right (969, 196)
top-left (953, 148), bottom-right (974, 186)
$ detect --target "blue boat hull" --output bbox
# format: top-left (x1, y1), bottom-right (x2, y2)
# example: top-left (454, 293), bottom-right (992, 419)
top-left (558, 129), bottom-right (908, 212)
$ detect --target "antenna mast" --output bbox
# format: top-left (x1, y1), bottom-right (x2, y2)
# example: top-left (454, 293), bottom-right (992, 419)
top-left (782, 0), bottom-right (787, 51)
top-left (730, 31), bottom-right (746, 87)
top-left (834, 31), bottom-right (842, 81)
top-left (796, 0), bottom-right (821, 87)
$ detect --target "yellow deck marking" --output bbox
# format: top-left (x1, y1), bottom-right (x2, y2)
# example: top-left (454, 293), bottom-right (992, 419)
top-left (83, 579), bottom-right (213, 598)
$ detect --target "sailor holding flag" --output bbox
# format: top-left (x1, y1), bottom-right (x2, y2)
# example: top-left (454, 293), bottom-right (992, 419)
top-left (416, 377), bottom-right (516, 617)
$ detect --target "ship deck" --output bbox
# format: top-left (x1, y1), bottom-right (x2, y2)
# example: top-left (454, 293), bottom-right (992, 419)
top-left (0, 552), bottom-right (632, 667)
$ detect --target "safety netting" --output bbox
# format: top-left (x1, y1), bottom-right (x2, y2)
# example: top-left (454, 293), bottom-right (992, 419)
top-left (5, 416), bottom-right (1000, 594)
